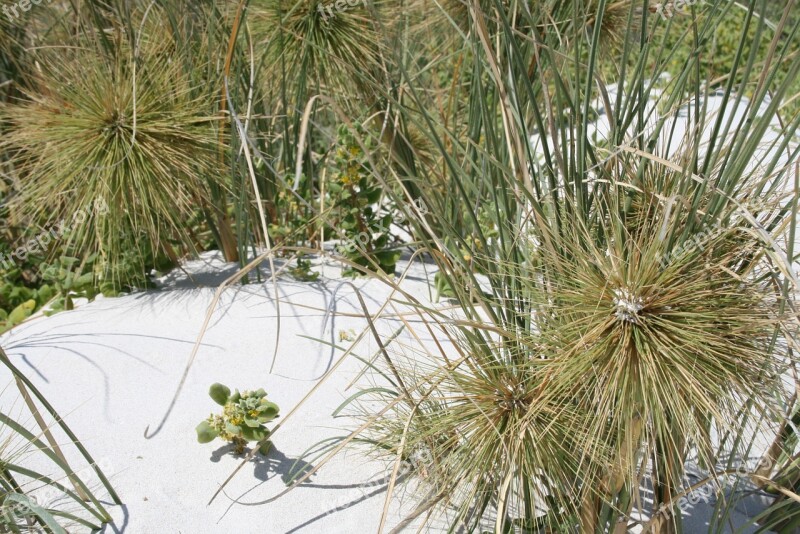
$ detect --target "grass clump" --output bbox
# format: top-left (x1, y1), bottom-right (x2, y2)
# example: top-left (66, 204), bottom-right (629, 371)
top-left (324, 0), bottom-right (800, 531)
top-left (0, 31), bottom-right (224, 290)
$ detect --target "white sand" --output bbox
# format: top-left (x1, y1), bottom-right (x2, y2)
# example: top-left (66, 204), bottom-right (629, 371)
top-left (0, 252), bottom-right (440, 533)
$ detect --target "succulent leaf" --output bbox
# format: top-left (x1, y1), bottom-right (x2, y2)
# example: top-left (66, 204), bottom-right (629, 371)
top-left (259, 401), bottom-right (280, 419)
top-left (209, 383), bottom-right (231, 406)
top-left (243, 417), bottom-right (260, 428)
top-left (241, 426), bottom-right (268, 442)
top-left (195, 421), bottom-right (218, 444)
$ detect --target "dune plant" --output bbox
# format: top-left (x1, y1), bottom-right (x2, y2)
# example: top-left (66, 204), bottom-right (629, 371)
top-left (252, 0), bottom-right (386, 103)
top-left (342, 185), bottom-right (797, 532)
top-left (0, 25), bottom-right (225, 290)
top-left (328, 125), bottom-right (402, 276)
top-left (323, 0), bottom-right (800, 531)
top-left (196, 383), bottom-right (280, 455)
top-left (0, 257), bottom-right (56, 334)
top-left (39, 255), bottom-right (102, 313)
top-left (137, 0), bottom-right (800, 531)
top-left (342, 317), bottom-right (608, 531)
top-left (288, 255), bottom-right (321, 281)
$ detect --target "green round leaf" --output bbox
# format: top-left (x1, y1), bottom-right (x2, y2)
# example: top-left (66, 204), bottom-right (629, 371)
top-left (208, 383), bottom-right (231, 406)
top-left (195, 421), bottom-right (218, 444)
top-left (241, 426), bottom-right (268, 442)
top-left (257, 402), bottom-right (280, 421)
top-left (243, 417), bottom-right (260, 428)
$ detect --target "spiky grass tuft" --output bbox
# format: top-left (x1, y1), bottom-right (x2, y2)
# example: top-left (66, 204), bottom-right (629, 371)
top-left (542, 198), bottom-right (785, 457)
top-left (0, 34), bottom-right (224, 288)
top-left (351, 324), bottom-right (606, 531)
top-left (351, 189), bottom-right (794, 530)
top-left (252, 0), bottom-right (386, 100)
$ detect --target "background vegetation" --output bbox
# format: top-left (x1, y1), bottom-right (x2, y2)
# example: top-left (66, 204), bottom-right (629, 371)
top-left (0, 0), bottom-right (799, 532)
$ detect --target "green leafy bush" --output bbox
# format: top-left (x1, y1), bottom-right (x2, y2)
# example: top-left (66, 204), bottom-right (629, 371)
top-left (657, 4), bottom-right (800, 115)
top-left (289, 256), bottom-right (320, 282)
top-left (196, 383), bottom-right (280, 455)
top-left (0, 268), bottom-right (54, 333)
top-left (39, 256), bottom-right (98, 313)
top-left (0, 253), bottom-right (54, 333)
top-left (329, 126), bottom-right (402, 276)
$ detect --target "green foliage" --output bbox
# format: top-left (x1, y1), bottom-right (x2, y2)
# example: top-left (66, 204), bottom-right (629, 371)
top-left (0, 244), bottom-right (55, 332)
top-left (656, 3), bottom-right (800, 115)
top-left (432, 271), bottom-right (455, 301)
top-left (329, 126), bottom-right (401, 276)
top-left (0, 269), bottom-right (55, 333)
top-left (208, 383), bottom-right (232, 406)
top-left (267, 184), bottom-right (316, 253)
top-left (0, 299), bottom-right (36, 334)
top-left (197, 383), bottom-right (280, 455)
top-left (289, 256), bottom-right (320, 282)
top-left (39, 256), bottom-right (99, 314)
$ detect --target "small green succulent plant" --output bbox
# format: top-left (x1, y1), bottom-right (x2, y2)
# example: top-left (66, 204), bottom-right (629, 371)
top-left (196, 383), bottom-right (280, 455)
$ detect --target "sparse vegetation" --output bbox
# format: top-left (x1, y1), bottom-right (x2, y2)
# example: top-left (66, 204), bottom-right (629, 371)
top-left (196, 383), bottom-right (280, 455)
top-left (0, 0), bottom-right (799, 532)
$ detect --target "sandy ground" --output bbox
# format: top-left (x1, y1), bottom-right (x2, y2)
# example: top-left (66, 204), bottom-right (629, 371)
top-left (0, 253), bottom-right (443, 533)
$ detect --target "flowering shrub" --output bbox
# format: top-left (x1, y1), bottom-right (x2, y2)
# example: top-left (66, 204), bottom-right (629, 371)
top-left (196, 383), bottom-right (280, 455)
top-left (329, 125), bottom-right (402, 276)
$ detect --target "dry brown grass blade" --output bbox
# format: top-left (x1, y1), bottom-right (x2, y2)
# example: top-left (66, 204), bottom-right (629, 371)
top-left (378, 393), bottom-right (419, 533)
top-left (386, 490), bottom-right (447, 534)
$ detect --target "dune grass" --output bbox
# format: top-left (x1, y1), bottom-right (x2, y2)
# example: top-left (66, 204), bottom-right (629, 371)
top-left (1, 0), bottom-right (800, 532)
